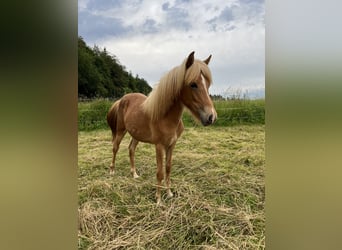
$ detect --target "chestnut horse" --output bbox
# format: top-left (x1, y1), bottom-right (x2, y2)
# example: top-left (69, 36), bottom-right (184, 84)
top-left (107, 51), bottom-right (217, 204)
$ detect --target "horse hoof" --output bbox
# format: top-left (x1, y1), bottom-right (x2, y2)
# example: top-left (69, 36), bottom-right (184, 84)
top-left (167, 190), bottom-right (174, 198)
top-left (132, 172), bottom-right (140, 178)
top-left (109, 169), bottom-right (115, 175)
top-left (156, 199), bottom-right (161, 205)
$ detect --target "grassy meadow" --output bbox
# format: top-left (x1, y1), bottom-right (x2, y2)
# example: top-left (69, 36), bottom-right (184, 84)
top-left (78, 125), bottom-right (265, 249)
top-left (78, 98), bottom-right (265, 131)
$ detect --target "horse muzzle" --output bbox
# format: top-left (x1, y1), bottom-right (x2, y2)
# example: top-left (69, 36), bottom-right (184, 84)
top-left (200, 108), bottom-right (217, 126)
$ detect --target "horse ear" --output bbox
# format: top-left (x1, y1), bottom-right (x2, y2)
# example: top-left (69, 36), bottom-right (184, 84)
top-left (186, 51), bottom-right (195, 69)
top-left (203, 55), bottom-right (212, 65)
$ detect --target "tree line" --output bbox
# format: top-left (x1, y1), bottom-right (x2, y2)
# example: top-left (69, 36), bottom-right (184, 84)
top-left (78, 37), bottom-right (152, 99)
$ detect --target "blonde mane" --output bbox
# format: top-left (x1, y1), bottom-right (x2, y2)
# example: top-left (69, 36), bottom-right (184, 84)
top-left (142, 57), bottom-right (212, 121)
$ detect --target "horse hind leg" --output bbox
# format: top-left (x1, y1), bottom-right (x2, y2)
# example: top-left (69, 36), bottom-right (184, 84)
top-left (110, 130), bottom-right (126, 175)
top-left (128, 138), bottom-right (139, 178)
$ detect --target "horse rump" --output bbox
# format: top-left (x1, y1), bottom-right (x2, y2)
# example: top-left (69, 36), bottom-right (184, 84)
top-left (107, 100), bottom-right (121, 141)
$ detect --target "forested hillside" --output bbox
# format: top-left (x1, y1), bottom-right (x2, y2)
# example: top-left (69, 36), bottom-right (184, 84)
top-left (78, 37), bottom-right (152, 98)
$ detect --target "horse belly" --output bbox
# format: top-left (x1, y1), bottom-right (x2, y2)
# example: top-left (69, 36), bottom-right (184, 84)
top-left (125, 111), bottom-right (153, 143)
top-left (127, 126), bottom-right (152, 143)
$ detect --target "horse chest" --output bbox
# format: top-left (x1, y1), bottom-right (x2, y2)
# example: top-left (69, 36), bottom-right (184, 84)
top-left (167, 133), bottom-right (178, 146)
top-left (149, 127), bottom-right (177, 145)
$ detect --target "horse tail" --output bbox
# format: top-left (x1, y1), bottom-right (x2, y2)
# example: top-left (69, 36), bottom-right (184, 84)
top-left (107, 100), bottom-right (121, 141)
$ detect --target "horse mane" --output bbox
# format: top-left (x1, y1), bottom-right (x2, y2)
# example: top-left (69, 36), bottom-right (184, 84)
top-left (142, 56), bottom-right (212, 121)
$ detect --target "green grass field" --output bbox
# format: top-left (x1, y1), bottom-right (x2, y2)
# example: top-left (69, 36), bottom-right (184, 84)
top-left (78, 98), bottom-right (265, 131)
top-left (78, 125), bottom-right (265, 249)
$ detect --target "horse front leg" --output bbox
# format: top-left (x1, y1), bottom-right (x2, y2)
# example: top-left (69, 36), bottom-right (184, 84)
top-left (155, 144), bottom-right (165, 205)
top-left (165, 143), bottom-right (176, 198)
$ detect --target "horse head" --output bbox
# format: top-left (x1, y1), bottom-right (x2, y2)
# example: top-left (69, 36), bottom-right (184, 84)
top-left (180, 51), bottom-right (217, 126)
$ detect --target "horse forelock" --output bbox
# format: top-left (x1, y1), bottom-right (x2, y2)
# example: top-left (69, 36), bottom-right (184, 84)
top-left (185, 60), bottom-right (212, 86)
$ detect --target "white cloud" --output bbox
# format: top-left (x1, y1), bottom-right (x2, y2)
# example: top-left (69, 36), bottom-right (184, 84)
top-left (92, 0), bottom-right (167, 28)
top-left (101, 23), bottom-right (264, 92)
top-left (78, 0), bottom-right (90, 11)
top-left (79, 0), bottom-right (265, 97)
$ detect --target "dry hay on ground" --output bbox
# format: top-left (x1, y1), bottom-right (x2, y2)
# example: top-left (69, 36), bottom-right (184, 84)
top-left (78, 126), bottom-right (265, 249)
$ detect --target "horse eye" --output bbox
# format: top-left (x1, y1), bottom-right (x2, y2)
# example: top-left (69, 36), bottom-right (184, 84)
top-left (190, 83), bottom-right (198, 89)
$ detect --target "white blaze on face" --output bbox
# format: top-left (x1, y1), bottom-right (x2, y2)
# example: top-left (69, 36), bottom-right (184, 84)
top-left (201, 73), bottom-right (217, 123)
top-left (201, 74), bottom-right (208, 93)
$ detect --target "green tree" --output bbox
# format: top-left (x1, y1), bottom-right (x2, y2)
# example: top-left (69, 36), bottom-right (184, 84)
top-left (78, 37), bottom-right (152, 98)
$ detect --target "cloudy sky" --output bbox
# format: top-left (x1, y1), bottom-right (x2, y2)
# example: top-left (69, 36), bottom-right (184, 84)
top-left (78, 0), bottom-right (265, 98)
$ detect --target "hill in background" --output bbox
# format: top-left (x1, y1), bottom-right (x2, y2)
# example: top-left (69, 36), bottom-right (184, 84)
top-left (78, 37), bottom-right (152, 99)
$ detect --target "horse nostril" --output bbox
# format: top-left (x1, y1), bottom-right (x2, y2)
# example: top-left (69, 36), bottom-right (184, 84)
top-left (208, 114), bottom-right (213, 123)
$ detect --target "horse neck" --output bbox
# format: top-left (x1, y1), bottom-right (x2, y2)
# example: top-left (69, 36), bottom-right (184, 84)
top-left (164, 98), bottom-right (184, 124)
